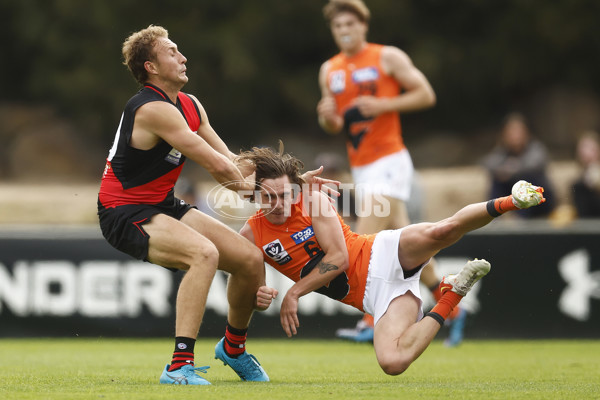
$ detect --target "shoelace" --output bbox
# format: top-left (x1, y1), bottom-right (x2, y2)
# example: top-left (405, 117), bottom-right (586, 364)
top-left (183, 365), bottom-right (210, 375)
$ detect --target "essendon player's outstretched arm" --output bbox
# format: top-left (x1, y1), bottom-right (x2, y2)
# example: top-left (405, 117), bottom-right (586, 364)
top-left (132, 100), bottom-right (253, 193)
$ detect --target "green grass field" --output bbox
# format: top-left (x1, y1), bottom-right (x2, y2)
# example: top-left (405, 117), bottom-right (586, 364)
top-left (0, 338), bottom-right (598, 400)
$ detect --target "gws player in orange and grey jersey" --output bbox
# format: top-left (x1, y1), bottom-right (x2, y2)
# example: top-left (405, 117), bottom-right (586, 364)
top-left (98, 25), bottom-right (271, 385)
top-left (238, 145), bottom-right (546, 375)
top-left (317, 0), bottom-right (436, 230)
top-left (317, 0), bottom-right (468, 345)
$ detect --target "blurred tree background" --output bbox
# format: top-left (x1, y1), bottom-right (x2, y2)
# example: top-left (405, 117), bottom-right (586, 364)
top-left (0, 0), bottom-right (599, 182)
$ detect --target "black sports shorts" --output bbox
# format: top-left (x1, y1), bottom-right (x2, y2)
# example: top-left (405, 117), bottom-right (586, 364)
top-left (98, 192), bottom-right (195, 261)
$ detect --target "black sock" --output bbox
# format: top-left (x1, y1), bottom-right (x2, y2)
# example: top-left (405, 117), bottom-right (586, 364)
top-left (224, 323), bottom-right (248, 358)
top-left (168, 336), bottom-right (196, 371)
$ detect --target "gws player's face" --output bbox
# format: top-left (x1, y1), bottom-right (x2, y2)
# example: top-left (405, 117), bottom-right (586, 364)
top-left (259, 175), bottom-right (295, 225)
top-left (330, 11), bottom-right (367, 54)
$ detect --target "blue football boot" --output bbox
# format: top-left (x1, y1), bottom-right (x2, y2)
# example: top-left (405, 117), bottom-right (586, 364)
top-left (215, 337), bottom-right (269, 381)
top-left (445, 307), bottom-right (467, 347)
top-left (159, 364), bottom-right (211, 385)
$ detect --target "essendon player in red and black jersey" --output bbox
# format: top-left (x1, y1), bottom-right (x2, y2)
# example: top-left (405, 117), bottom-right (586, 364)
top-left (97, 25), bottom-right (271, 385)
top-left (98, 83), bottom-right (201, 208)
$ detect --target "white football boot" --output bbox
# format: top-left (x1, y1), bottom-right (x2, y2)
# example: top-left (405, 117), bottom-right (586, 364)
top-left (440, 259), bottom-right (491, 297)
top-left (511, 180), bottom-right (546, 209)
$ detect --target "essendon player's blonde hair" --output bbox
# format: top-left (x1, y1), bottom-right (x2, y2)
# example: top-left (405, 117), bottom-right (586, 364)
top-left (237, 141), bottom-right (306, 193)
top-left (122, 25), bottom-right (168, 85)
top-left (323, 0), bottom-right (371, 24)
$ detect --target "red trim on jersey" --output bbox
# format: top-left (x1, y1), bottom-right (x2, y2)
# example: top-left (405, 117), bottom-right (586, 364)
top-left (178, 93), bottom-right (201, 132)
top-left (98, 88), bottom-right (201, 209)
top-left (144, 85), bottom-right (166, 99)
top-left (98, 161), bottom-right (184, 207)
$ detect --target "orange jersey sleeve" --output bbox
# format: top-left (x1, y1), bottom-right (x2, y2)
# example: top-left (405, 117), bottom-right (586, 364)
top-left (326, 43), bottom-right (405, 167)
top-left (247, 194), bottom-right (375, 311)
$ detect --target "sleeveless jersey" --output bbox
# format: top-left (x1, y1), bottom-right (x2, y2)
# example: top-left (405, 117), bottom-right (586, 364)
top-left (247, 194), bottom-right (375, 311)
top-left (98, 84), bottom-right (201, 208)
top-left (326, 43), bottom-right (405, 167)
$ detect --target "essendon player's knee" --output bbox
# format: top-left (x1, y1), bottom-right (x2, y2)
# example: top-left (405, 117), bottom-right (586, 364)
top-left (239, 246), bottom-right (265, 284)
top-left (188, 241), bottom-right (219, 270)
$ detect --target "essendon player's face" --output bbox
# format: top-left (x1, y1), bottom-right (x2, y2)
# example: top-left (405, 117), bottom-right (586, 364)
top-left (330, 12), bottom-right (367, 55)
top-left (151, 37), bottom-right (188, 88)
top-left (259, 175), bottom-right (294, 225)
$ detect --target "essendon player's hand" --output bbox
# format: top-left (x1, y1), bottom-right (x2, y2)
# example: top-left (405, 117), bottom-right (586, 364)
top-left (255, 285), bottom-right (278, 311)
top-left (233, 155), bottom-right (256, 178)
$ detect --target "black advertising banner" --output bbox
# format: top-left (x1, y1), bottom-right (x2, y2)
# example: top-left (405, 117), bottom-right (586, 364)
top-left (436, 229), bottom-right (600, 339)
top-left (0, 224), bottom-right (598, 338)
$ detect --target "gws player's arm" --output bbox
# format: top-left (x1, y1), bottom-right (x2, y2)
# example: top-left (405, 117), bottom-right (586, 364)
top-left (316, 61), bottom-right (344, 134)
top-left (279, 191), bottom-right (349, 337)
top-left (353, 46), bottom-right (436, 118)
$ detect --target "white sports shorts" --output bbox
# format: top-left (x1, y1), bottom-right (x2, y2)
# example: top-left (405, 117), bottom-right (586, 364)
top-left (351, 149), bottom-right (414, 202)
top-left (362, 229), bottom-right (425, 325)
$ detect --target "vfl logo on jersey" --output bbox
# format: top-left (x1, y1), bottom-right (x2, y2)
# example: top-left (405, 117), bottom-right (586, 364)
top-left (290, 226), bottom-right (315, 244)
top-left (352, 67), bottom-right (378, 83)
top-left (329, 70), bottom-right (346, 94)
top-left (165, 148), bottom-right (183, 165)
top-left (263, 239), bottom-right (292, 265)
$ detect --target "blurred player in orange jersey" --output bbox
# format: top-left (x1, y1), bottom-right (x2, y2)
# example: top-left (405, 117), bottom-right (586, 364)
top-left (316, 0), bottom-right (465, 345)
top-left (237, 146), bottom-right (546, 375)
